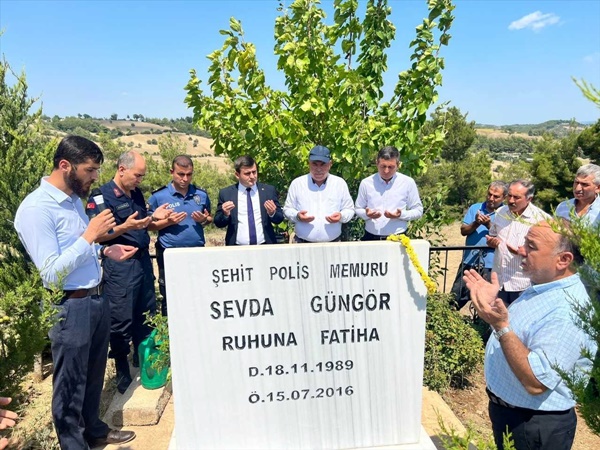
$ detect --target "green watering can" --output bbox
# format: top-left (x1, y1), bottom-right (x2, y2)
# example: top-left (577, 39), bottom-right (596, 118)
top-left (138, 329), bottom-right (168, 390)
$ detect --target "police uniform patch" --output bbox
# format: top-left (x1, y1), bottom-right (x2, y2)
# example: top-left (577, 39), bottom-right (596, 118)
top-left (113, 187), bottom-right (124, 197)
top-left (194, 194), bottom-right (201, 205)
top-left (116, 203), bottom-right (130, 211)
top-left (86, 202), bottom-right (95, 210)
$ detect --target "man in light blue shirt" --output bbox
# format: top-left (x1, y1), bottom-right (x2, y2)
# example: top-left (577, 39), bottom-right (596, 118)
top-left (14, 136), bottom-right (139, 449)
top-left (450, 181), bottom-right (506, 310)
top-left (464, 222), bottom-right (596, 450)
top-left (556, 163), bottom-right (600, 226)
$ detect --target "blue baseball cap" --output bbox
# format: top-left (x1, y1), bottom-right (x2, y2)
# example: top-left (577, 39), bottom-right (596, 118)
top-left (309, 145), bottom-right (331, 163)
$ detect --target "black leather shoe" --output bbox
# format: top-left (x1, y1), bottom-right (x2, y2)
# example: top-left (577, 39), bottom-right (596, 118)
top-left (89, 429), bottom-right (136, 447)
top-left (132, 352), bottom-right (139, 368)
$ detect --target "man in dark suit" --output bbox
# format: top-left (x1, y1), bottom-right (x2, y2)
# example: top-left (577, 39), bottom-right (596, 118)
top-left (214, 155), bottom-right (284, 245)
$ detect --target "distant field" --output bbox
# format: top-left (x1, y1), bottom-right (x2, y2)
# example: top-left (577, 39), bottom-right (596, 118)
top-left (101, 120), bottom-right (231, 172)
top-left (475, 128), bottom-right (538, 140)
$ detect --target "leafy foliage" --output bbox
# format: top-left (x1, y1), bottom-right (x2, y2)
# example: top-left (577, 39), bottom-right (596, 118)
top-left (472, 134), bottom-right (535, 161)
top-left (425, 106), bottom-right (476, 162)
top-left (185, 0), bottom-right (455, 194)
top-left (528, 133), bottom-right (580, 211)
top-left (424, 293), bottom-right (484, 393)
top-left (577, 119), bottom-right (600, 164)
top-left (0, 55), bottom-right (62, 398)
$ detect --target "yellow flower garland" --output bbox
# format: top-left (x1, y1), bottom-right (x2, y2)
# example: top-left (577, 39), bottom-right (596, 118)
top-left (387, 234), bottom-right (437, 295)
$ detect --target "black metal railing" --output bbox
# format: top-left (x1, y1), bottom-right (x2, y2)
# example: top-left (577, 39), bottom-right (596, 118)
top-left (429, 245), bottom-right (491, 293)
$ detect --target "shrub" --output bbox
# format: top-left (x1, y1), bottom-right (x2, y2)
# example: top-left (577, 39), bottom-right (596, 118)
top-left (424, 292), bottom-right (484, 393)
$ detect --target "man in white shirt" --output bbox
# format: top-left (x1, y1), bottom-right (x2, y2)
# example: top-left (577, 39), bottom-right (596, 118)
top-left (487, 179), bottom-right (549, 305)
top-left (283, 146), bottom-right (354, 242)
top-left (355, 146), bottom-right (423, 240)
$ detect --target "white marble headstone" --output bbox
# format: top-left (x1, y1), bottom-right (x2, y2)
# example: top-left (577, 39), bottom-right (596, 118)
top-left (165, 240), bottom-right (430, 450)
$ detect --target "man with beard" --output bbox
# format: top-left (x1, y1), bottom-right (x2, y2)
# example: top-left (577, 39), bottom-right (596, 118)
top-left (148, 155), bottom-right (212, 316)
top-left (449, 181), bottom-right (507, 310)
top-left (556, 164), bottom-right (600, 225)
top-left (15, 136), bottom-right (138, 449)
top-left (486, 180), bottom-right (549, 305)
top-left (88, 151), bottom-right (169, 394)
top-left (464, 222), bottom-right (596, 450)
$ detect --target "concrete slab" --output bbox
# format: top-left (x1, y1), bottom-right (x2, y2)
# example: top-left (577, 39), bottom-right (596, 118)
top-left (104, 368), bottom-right (172, 427)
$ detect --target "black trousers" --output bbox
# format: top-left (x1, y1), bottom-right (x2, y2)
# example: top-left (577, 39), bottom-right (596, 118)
top-left (450, 263), bottom-right (491, 310)
top-left (498, 288), bottom-right (522, 307)
top-left (49, 294), bottom-right (110, 449)
top-left (489, 401), bottom-right (576, 450)
top-left (155, 241), bottom-right (168, 316)
top-left (103, 250), bottom-right (156, 360)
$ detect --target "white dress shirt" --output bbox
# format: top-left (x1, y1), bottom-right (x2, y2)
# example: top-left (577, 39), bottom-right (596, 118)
top-left (283, 174), bottom-right (354, 242)
top-left (236, 184), bottom-right (265, 245)
top-left (489, 203), bottom-right (550, 291)
top-left (14, 177), bottom-right (101, 289)
top-left (355, 172), bottom-right (423, 235)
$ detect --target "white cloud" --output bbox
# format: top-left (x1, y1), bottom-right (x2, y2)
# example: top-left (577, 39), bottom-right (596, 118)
top-left (583, 53), bottom-right (600, 64)
top-left (508, 11), bottom-right (560, 32)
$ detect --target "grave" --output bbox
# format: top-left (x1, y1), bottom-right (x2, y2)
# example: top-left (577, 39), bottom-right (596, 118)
top-left (165, 240), bottom-right (434, 449)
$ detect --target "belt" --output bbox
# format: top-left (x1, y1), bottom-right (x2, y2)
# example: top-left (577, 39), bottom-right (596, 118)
top-left (295, 235), bottom-right (341, 243)
top-left (63, 284), bottom-right (103, 299)
top-left (364, 231), bottom-right (390, 241)
top-left (486, 388), bottom-right (516, 409)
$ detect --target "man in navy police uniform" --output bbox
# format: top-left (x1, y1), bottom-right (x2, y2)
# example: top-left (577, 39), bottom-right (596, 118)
top-left (214, 155), bottom-right (284, 245)
top-left (148, 155), bottom-right (212, 316)
top-left (87, 150), bottom-right (169, 394)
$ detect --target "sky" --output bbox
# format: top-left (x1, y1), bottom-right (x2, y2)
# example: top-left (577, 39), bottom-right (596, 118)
top-left (1, 0), bottom-right (599, 125)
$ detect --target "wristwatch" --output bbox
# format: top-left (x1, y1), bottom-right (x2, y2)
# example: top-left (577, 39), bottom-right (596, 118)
top-left (493, 326), bottom-right (512, 340)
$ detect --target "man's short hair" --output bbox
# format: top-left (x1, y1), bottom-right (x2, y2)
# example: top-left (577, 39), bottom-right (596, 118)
top-left (234, 155), bottom-right (256, 173)
top-left (550, 222), bottom-right (584, 266)
top-left (489, 181), bottom-right (508, 196)
top-left (510, 179), bottom-right (535, 199)
top-left (172, 155), bottom-right (193, 170)
top-left (576, 164), bottom-right (600, 186)
top-left (377, 146), bottom-right (400, 162)
top-left (116, 151), bottom-right (138, 169)
top-left (53, 135), bottom-right (104, 169)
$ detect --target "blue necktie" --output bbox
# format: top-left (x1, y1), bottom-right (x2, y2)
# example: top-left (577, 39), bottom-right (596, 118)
top-left (246, 187), bottom-right (257, 245)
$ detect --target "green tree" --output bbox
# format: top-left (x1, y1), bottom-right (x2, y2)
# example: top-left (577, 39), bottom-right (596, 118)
top-left (577, 119), bottom-right (600, 163)
top-left (426, 106), bottom-right (476, 162)
top-left (185, 0), bottom-right (455, 194)
top-left (110, 113), bottom-right (118, 121)
top-left (0, 55), bottom-right (58, 398)
top-left (529, 133), bottom-right (580, 211)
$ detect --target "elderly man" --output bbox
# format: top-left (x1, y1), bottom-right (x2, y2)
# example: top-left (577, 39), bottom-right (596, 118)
top-left (464, 222), bottom-right (596, 450)
top-left (15, 136), bottom-right (137, 448)
top-left (148, 155), bottom-right (212, 316)
top-left (354, 146), bottom-right (423, 240)
top-left (487, 180), bottom-right (549, 305)
top-left (214, 155), bottom-right (284, 245)
top-left (88, 151), bottom-right (169, 393)
top-left (450, 181), bottom-right (507, 309)
top-left (283, 146), bottom-right (354, 243)
top-left (556, 163), bottom-right (600, 225)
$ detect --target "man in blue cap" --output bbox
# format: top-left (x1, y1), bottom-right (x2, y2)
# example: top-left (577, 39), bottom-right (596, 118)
top-left (283, 145), bottom-right (354, 242)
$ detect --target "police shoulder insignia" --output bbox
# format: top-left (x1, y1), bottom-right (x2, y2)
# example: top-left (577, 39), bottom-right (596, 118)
top-left (152, 185), bottom-right (168, 194)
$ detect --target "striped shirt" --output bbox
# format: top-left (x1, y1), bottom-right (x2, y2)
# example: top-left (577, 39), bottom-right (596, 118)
top-left (485, 274), bottom-right (596, 411)
top-left (489, 203), bottom-right (549, 291)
